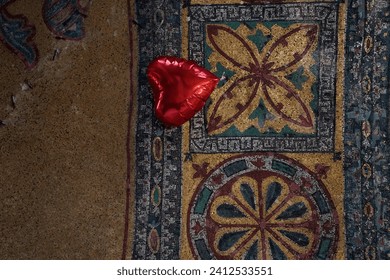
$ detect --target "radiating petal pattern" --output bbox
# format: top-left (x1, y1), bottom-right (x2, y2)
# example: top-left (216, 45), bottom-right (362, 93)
top-left (265, 182), bottom-right (282, 211)
top-left (209, 175), bottom-right (315, 259)
top-left (244, 240), bottom-right (258, 260)
top-left (278, 230), bottom-right (310, 247)
top-left (269, 238), bottom-right (287, 260)
top-left (276, 202), bottom-right (308, 220)
top-left (217, 203), bottom-right (247, 218)
top-left (210, 195), bottom-right (257, 226)
top-left (240, 183), bottom-right (257, 210)
top-left (217, 230), bottom-right (250, 251)
top-left (189, 154), bottom-right (339, 260)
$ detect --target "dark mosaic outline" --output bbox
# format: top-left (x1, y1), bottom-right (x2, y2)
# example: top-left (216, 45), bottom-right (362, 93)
top-left (188, 3), bottom-right (339, 153)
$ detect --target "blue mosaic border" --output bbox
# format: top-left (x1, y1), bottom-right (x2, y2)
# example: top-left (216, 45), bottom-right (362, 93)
top-left (344, 0), bottom-right (390, 259)
top-left (133, 0), bottom-right (182, 260)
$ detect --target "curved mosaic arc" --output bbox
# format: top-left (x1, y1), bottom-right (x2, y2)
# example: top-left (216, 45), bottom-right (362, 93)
top-left (188, 153), bottom-right (339, 260)
top-left (0, 0), bottom-right (38, 68)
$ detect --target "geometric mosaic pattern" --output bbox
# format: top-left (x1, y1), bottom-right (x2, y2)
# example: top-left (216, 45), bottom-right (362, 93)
top-left (187, 153), bottom-right (339, 259)
top-left (127, 0), bottom-right (390, 260)
top-left (189, 3), bottom-right (339, 153)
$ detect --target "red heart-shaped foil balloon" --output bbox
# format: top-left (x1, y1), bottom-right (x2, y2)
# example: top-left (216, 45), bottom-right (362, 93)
top-left (147, 56), bottom-right (219, 127)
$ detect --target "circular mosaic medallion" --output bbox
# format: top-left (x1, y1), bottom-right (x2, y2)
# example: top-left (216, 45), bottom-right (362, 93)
top-left (187, 153), bottom-right (339, 260)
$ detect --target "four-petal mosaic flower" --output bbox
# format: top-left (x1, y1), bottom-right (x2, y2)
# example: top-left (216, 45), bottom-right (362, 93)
top-left (206, 23), bottom-right (319, 135)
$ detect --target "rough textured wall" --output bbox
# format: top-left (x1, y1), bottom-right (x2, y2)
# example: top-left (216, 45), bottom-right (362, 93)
top-left (0, 0), bottom-right (130, 259)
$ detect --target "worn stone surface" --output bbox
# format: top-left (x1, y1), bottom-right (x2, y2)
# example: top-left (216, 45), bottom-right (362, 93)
top-left (0, 0), bottom-right (130, 259)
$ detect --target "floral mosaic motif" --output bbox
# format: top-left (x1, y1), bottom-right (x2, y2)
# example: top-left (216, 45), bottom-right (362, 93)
top-left (188, 154), bottom-right (339, 260)
top-left (209, 176), bottom-right (316, 259)
top-left (206, 23), bottom-right (319, 135)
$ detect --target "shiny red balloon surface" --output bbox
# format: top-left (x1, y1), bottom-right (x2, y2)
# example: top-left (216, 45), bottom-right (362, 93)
top-left (147, 56), bottom-right (219, 127)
